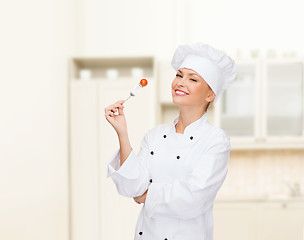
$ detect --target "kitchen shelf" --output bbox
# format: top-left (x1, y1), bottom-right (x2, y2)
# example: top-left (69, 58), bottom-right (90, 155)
top-left (70, 56), bottom-right (155, 80)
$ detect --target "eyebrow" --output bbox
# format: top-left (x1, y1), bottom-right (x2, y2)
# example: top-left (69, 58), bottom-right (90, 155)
top-left (178, 69), bottom-right (199, 76)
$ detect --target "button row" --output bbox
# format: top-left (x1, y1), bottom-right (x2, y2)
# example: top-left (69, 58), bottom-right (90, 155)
top-left (163, 134), bottom-right (194, 140)
top-left (140, 133), bottom-right (192, 240)
top-left (150, 151), bottom-right (181, 160)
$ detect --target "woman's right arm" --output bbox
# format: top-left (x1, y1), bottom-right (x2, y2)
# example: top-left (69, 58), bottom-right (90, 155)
top-left (104, 100), bottom-right (151, 198)
top-left (118, 131), bottom-right (132, 167)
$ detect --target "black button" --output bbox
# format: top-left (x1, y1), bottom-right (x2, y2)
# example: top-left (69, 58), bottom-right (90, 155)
top-left (139, 232), bottom-right (143, 235)
top-left (150, 151), bottom-right (154, 155)
top-left (163, 134), bottom-right (167, 138)
top-left (190, 136), bottom-right (193, 140)
top-left (150, 179), bottom-right (152, 183)
top-left (176, 156), bottom-right (180, 159)
top-left (164, 238), bottom-right (168, 240)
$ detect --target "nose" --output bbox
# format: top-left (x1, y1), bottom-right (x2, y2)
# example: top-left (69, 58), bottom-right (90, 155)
top-left (177, 75), bottom-right (186, 86)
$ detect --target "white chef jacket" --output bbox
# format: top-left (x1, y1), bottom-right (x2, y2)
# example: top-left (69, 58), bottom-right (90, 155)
top-left (107, 113), bottom-right (231, 240)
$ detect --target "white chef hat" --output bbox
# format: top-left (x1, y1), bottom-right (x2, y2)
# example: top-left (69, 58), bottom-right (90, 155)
top-left (171, 42), bottom-right (237, 103)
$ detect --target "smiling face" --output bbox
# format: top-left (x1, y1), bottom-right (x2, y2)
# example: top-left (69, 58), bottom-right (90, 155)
top-left (171, 68), bottom-right (215, 108)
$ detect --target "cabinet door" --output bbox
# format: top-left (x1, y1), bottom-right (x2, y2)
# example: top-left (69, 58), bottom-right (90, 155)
top-left (70, 81), bottom-right (100, 240)
top-left (213, 202), bottom-right (256, 240)
top-left (263, 61), bottom-right (303, 137)
top-left (220, 62), bottom-right (259, 137)
top-left (257, 202), bottom-right (304, 240)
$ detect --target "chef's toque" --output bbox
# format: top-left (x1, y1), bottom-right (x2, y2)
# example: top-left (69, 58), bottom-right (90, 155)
top-left (171, 42), bottom-right (237, 103)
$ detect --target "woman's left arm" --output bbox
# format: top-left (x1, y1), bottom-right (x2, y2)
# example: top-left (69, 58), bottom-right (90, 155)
top-left (144, 131), bottom-right (231, 220)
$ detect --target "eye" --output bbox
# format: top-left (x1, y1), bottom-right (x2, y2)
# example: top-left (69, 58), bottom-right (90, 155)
top-left (176, 74), bottom-right (197, 82)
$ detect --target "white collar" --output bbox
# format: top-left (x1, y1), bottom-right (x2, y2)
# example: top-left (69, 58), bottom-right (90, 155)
top-left (171, 113), bottom-right (208, 135)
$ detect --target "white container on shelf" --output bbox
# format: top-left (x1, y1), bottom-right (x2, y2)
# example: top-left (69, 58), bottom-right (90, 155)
top-left (79, 69), bottom-right (92, 80)
top-left (106, 68), bottom-right (119, 79)
top-left (131, 67), bottom-right (144, 78)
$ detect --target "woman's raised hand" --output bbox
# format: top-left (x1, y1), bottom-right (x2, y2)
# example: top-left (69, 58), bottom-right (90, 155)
top-left (104, 100), bottom-right (127, 134)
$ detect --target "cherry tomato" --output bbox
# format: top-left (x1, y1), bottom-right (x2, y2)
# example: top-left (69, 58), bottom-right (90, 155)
top-left (140, 79), bottom-right (148, 87)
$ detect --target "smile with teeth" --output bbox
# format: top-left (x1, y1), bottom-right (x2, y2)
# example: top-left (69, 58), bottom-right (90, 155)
top-left (175, 90), bottom-right (189, 96)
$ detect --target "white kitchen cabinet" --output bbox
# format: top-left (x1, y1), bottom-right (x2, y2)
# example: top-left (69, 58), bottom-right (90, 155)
top-left (69, 57), bottom-right (157, 240)
top-left (213, 199), bottom-right (304, 240)
top-left (69, 81), bottom-right (100, 240)
top-left (220, 60), bottom-right (259, 138)
top-left (213, 202), bottom-right (257, 240)
top-left (257, 201), bottom-right (304, 240)
top-left (223, 59), bottom-right (304, 149)
top-left (262, 60), bottom-right (303, 138)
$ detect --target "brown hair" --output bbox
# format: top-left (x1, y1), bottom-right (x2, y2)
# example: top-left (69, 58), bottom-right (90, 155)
top-left (205, 101), bottom-right (213, 113)
top-left (205, 85), bottom-right (214, 113)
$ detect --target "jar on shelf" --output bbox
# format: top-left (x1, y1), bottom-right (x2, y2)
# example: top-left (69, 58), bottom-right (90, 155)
top-left (106, 68), bottom-right (119, 79)
top-left (79, 69), bottom-right (92, 80)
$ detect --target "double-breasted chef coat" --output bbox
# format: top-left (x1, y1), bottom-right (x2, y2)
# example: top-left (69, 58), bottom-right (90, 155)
top-left (107, 112), bottom-right (231, 240)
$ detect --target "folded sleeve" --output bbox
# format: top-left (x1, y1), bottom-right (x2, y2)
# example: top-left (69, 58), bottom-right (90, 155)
top-left (107, 130), bottom-right (151, 198)
top-left (144, 130), bottom-right (231, 220)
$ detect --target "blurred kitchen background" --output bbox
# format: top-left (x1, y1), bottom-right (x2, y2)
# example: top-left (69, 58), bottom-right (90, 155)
top-left (1, 0), bottom-right (304, 240)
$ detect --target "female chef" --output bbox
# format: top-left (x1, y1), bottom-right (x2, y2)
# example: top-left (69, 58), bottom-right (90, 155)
top-left (104, 42), bottom-right (237, 240)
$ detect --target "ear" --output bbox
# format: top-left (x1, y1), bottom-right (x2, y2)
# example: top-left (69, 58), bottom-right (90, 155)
top-left (206, 89), bottom-right (215, 102)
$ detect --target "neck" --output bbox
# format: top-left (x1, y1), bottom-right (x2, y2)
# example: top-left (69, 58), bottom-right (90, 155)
top-left (175, 106), bottom-right (206, 134)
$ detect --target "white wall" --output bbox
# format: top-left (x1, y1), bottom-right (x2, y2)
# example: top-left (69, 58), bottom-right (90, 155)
top-left (0, 1), bottom-right (76, 240)
top-left (78, 0), bottom-right (304, 58)
top-left (78, 0), bottom-right (181, 59)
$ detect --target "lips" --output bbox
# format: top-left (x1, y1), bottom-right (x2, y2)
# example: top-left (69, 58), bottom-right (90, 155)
top-left (175, 89), bottom-right (189, 95)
